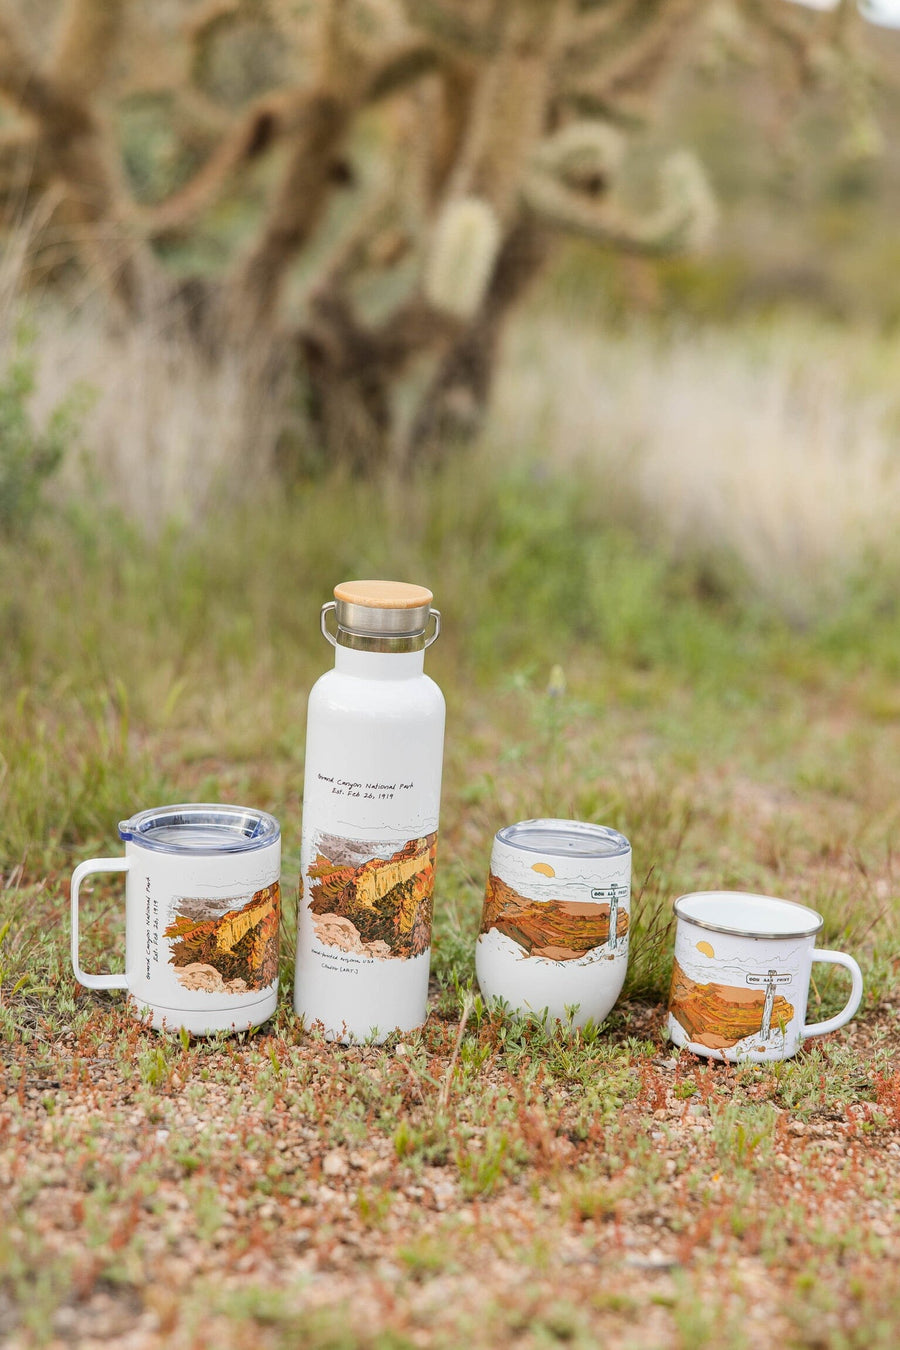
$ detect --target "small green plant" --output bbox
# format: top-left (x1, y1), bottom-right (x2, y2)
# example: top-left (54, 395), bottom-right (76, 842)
top-left (397, 1235), bottom-right (450, 1281)
top-left (137, 1042), bottom-right (172, 1089)
top-left (393, 1119), bottom-right (450, 1168)
top-left (562, 1175), bottom-right (621, 1224)
top-left (0, 346), bottom-right (80, 537)
top-left (767, 1043), bottom-right (887, 1119)
top-left (356, 1187), bottom-right (393, 1230)
top-left (0, 917), bottom-right (29, 1004)
top-left (454, 1126), bottom-right (526, 1199)
top-left (710, 1100), bottom-right (777, 1169)
top-left (674, 1079), bottom-right (698, 1101)
top-left (454, 1134), bottom-right (509, 1199)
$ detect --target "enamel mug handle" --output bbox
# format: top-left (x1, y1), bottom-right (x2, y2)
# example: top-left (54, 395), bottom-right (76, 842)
top-left (71, 857), bottom-right (130, 990)
top-left (802, 950), bottom-right (863, 1039)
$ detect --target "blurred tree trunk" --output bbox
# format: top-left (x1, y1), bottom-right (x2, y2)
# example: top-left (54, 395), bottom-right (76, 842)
top-left (0, 0), bottom-right (875, 474)
top-left (407, 215), bottom-right (550, 463)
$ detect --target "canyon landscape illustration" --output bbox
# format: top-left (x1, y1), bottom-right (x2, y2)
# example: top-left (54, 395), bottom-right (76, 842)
top-left (164, 882), bottom-right (281, 994)
top-left (306, 833), bottom-right (437, 961)
top-left (668, 958), bottom-right (795, 1050)
top-left (480, 872), bottom-right (629, 961)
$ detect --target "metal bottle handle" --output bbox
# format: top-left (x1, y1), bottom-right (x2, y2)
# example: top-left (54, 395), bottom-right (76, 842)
top-left (320, 602), bottom-right (441, 648)
top-left (320, 601), bottom-right (338, 647)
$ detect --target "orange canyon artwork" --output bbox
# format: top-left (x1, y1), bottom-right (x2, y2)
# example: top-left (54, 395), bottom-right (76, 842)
top-left (480, 872), bottom-right (629, 961)
top-left (668, 958), bottom-right (795, 1050)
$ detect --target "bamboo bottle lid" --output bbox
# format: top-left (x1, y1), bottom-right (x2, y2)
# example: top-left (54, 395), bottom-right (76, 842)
top-left (334, 580), bottom-right (433, 610)
top-left (331, 580), bottom-right (436, 642)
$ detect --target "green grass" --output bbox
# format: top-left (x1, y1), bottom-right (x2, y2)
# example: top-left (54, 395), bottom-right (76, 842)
top-left (3, 451), bottom-right (900, 996)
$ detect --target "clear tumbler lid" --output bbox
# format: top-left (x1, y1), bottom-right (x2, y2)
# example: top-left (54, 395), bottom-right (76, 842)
top-left (118, 804), bottom-right (280, 854)
top-left (496, 819), bottom-right (630, 858)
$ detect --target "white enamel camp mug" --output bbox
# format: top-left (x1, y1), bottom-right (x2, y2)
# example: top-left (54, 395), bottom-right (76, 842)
top-left (475, 819), bottom-right (631, 1029)
top-left (667, 891), bottom-right (863, 1063)
top-left (71, 804), bottom-right (281, 1034)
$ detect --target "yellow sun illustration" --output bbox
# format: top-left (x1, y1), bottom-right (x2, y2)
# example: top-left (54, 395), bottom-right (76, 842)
top-left (696, 940), bottom-right (715, 958)
top-left (532, 862), bottom-right (555, 878)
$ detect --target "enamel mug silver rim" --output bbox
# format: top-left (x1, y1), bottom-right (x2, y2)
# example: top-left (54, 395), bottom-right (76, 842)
top-left (673, 891), bottom-right (824, 940)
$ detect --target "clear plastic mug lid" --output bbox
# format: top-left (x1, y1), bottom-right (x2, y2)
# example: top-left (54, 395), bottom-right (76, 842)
top-left (118, 804), bottom-right (280, 855)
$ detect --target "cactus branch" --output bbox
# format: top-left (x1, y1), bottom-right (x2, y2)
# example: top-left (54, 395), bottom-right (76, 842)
top-left (147, 30), bottom-right (440, 240)
top-left (524, 145), bottom-right (717, 255)
top-left (564, 0), bottom-right (650, 75)
top-left (227, 90), bottom-right (352, 327)
top-left (0, 127), bottom-right (46, 214)
top-left (296, 279), bottom-right (463, 470)
top-left (0, 0), bottom-right (154, 314)
top-left (0, 4), bottom-right (80, 127)
top-left (738, 0), bottom-right (826, 87)
top-left (449, 0), bottom-right (573, 221)
top-left (405, 212), bottom-right (550, 462)
top-left (401, 0), bottom-right (503, 58)
top-left (49, 0), bottom-right (126, 100)
top-left (565, 0), bottom-right (709, 118)
top-left (364, 39), bottom-right (444, 101)
top-left (144, 90), bottom-right (305, 237)
top-left (298, 290), bottom-right (395, 472)
top-left (219, 17), bottom-right (448, 326)
top-left (603, 0), bottom-right (707, 101)
top-left (370, 294), bottom-right (459, 371)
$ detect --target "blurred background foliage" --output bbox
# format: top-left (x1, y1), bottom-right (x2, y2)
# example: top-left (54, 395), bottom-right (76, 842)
top-left (1, 1), bottom-right (898, 479)
top-left (0, 0), bottom-right (899, 897)
top-left (0, 2), bottom-right (897, 608)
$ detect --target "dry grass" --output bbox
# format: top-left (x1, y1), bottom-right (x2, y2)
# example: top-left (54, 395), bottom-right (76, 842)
top-left (2, 206), bottom-right (898, 617)
top-left (492, 313), bottom-right (900, 622)
top-left (0, 210), bottom-right (292, 530)
top-left (29, 300), bottom-right (290, 529)
top-left (7, 258), bottom-right (900, 609)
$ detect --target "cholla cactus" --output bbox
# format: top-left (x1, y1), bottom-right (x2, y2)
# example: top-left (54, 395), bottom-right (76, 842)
top-left (0, 0), bottom-right (884, 470)
top-left (424, 196), bottom-right (501, 319)
top-left (530, 121), bottom-right (627, 192)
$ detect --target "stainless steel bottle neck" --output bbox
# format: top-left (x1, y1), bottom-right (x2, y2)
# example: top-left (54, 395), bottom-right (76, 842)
top-left (320, 601), bottom-right (441, 653)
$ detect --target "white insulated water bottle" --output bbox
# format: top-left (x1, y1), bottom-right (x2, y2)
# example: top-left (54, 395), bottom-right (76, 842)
top-left (294, 580), bottom-right (445, 1042)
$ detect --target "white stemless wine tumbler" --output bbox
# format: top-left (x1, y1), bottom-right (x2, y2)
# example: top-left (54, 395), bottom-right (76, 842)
top-left (667, 891), bottom-right (863, 1063)
top-left (71, 803), bottom-right (281, 1034)
top-left (475, 819), bottom-right (631, 1028)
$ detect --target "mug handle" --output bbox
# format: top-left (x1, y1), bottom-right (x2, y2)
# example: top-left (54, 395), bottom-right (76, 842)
top-left (801, 950), bottom-right (863, 1039)
top-left (71, 857), bottom-right (130, 990)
